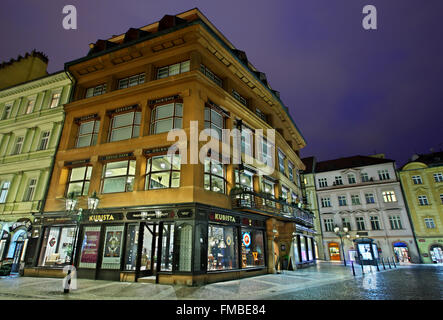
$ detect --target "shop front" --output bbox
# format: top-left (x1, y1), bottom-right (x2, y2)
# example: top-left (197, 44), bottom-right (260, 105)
top-left (289, 225), bottom-right (316, 269)
top-left (429, 244), bottom-right (443, 264)
top-left (26, 203), bottom-right (268, 285)
top-left (393, 241), bottom-right (411, 263)
top-left (328, 242), bottom-right (341, 261)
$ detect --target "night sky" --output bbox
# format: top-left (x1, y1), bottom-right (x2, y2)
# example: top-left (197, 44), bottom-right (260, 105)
top-left (1, 0), bottom-right (442, 167)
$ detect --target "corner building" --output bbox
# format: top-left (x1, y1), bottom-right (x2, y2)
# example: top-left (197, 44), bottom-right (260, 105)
top-left (26, 9), bottom-right (314, 284)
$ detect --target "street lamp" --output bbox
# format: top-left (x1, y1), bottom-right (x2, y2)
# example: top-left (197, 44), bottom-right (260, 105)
top-left (334, 225), bottom-right (349, 266)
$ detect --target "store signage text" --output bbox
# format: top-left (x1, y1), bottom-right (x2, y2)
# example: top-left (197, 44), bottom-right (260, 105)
top-left (99, 153), bottom-right (134, 161)
top-left (88, 214), bottom-right (122, 222)
top-left (211, 213), bottom-right (237, 223)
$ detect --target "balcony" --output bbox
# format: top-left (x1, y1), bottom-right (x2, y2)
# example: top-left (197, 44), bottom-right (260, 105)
top-left (230, 188), bottom-right (314, 227)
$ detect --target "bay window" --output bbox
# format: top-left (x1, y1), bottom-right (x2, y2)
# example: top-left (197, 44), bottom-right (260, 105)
top-left (204, 158), bottom-right (226, 194)
top-left (145, 153), bottom-right (181, 189)
top-left (101, 160), bottom-right (136, 193)
top-left (38, 226), bottom-right (76, 266)
top-left (150, 102), bottom-right (183, 135)
top-left (204, 103), bottom-right (225, 140)
top-left (109, 109), bottom-right (141, 142)
top-left (76, 118), bottom-right (100, 148)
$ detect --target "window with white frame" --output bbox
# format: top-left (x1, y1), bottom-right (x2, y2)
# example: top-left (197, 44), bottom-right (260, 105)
top-left (382, 191), bottom-right (397, 203)
top-left (118, 73), bottom-right (145, 89)
top-left (278, 150), bottom-right (286, 175)
top-left (365, 193), bottom-right (376, 204)
top-left (348, 174), bottom-right (356, 184)
top-left (378, 169), bottom-right (390, 180)
top-left (434, 173), bottom-right (443, 183)
top-left (235, 169), bottom-right (254, 190)
top-left (49, 92), bottom-right (61, 108)
top-left (145, 153), bottom-right (181, 190)
top-left (157, 60), bottom-right (190, 79)
top-left (351, 194), bottom-right (361, 205)
top-left (85, 84), bottom-right (107, 98)
top-left (101, 160), bottom-right (136, 193)
top-left (200, 64), bottom-right (222, 87)
top-left (76, 118), bottom-right (100, 148)
top-left (356, 217), bottom-right (366, 230)
top-left (241, 125), bottom-right (253, 157)
top-left (109, 110), bottom-right (141, 142)
top-left (321, 197), bottom-right (331, 207)
top-left (151, 102), bottom-right (183, 135)
top-left (281, 186), bottom-right (289, 201)
top-left (342, 217), bottom-right (351, 230)
top-left (25, 99), bottom-right (35, 114)
top-left (23, 178), bottom-right (37, 201)
top-left (260, 137), bottom-right (274, 168)
top-left (424, 218), bottom-right (436, 229)
top-left (0, 181), bottom-right (10, 203)
top-left (204, 104), bottom-right (224, 140)
top-left (2, 104), bottom-right (12, 120)
top-left (361, 172), bottom-right (369, 182)
top-left (334, 176), bottom-right (343, 185)
top-left (204, 158), bottom-right (226, 194)
top-left (12, 136), bottom-right (24, 155)
top-left (318, 178), bottom-right (328, 188)
top-left (262, 179), bottom-right (275, 196)
top-left (288, 161), bottom-right (294, 181)
top-left (38, 131), bottom-right (50, 150)
top-left (370, 216), bottom-right (381, 230)
top-left (418, 195), bottom-right (429, 206)
top-left (338, 195), bottom-right (347, 206)
top-left (324, 219), bottom-right (334, 232)
top-left (66, 166), bottom-right (92, 197)
top-left (389, 216), bottom-right (402, 230)
top-left (412, 175), bottom-right (423, 184)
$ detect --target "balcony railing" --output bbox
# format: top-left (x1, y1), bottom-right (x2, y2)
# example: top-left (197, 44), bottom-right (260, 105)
top-left (230, 188), bottom-right (314, 227)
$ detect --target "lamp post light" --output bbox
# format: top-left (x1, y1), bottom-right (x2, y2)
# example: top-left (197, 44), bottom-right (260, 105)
top-left (334, 225), bottom-right (349, 266)
top-left (64, 191), bottom-right (100, 293)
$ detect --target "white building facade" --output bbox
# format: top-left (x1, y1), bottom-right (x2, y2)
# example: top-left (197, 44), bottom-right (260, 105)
top-left (314, 156), bottom-right (420, 264)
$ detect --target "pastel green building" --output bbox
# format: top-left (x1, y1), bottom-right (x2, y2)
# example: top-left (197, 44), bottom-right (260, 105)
top-left (0, 51), bottom-right (71, 271)
top-left (399, 152), bottom-right (443, 264)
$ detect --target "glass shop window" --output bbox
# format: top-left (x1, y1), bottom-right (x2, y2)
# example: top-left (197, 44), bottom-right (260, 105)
top-left (241, 228), bottom-right (265, 268)
top-left (101, 225), bottom-right (125, 270)
top-left (145, 154), bottom-right (181, 189)
top-left (78, 226), bottom-right (101, 269)
top-left (124, 224), bottom-right (139, 271)
top-left (175, 223), bottom-right (193, 272)
top-left (207, 224), bottom-right (238, 271)
top-left (38, 226), bottom-right (76, 267)
top-left (101, 160), bottom-right (136, 193)
top-left (300, 236), bottom-right (307, 262)
top-left (160, 223), bottom-right (174, 271)
top-left (307, 238), bottom-right (313, 261)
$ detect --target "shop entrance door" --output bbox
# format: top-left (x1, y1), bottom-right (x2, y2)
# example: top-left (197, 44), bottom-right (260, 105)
top-left (393, 243), bottom-right (410, 263)
top-left (329, 243), bottom-right (341, 261)
top-left (138, 223), bottom-right (159, 278)
top-left (10, 241), bottom-right (24, 274)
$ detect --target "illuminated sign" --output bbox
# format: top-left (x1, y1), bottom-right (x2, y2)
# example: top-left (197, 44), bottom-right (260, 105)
top-left (242, 232), bottom-right (251, 248)
top-left (87, 213), bottom-right (123, 222)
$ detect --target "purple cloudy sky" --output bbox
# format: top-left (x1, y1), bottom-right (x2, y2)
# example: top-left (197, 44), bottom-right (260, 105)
top-left (1, 0), bottom-right (442, 167)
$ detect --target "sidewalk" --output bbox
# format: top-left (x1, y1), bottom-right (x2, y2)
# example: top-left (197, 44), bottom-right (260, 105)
top-left (0, 261), bottom-right (403, 300)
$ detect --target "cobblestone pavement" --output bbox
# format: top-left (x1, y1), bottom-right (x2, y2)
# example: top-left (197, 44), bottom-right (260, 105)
top-left (0, 262), bottom-right (441, 300)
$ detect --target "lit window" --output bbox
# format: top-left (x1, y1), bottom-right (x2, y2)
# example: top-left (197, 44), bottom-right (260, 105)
top-left (76, 118), bottom-right (100, 148)
top-left (259, 137), bottom-right (274, 168)
top-left (262, 179), bottom-right (274, 196)
top-left (50, 92), bottom-right (61, 108)
top-left (204, 158), bottom-right (226, 194)
top-left (204, 103), bottom-right (224, 140)
top-left (109, 110), bottom-right (141, 142)
top-left (101, 160), bottom-right (136, 193)
top-left (85, 84), bottom-right (107, 98)
top-left (23, 178), bottom-right (37, 201)
top-left (241, 125), bottom-right (253, 157)
top-left (235, 169), bottom-right (254, 190)
top-left (424, 218), bottom-right (436, 229)
top-left (25, 99), bottom-right (35, 114)
top-left (382, 191), bottom-right (397, 202)
top-left (38, 131), bottom-right (51, 150)
top-left (118, 73), bottom-right (145, 89)
top-left (38, 226), bottom-right (76, 266)
top-left (281, 186), bottom-right (289, 201)
top-left (278, 150), bottom-right (286, 175)
top-left (208, 224), bottom-right (238, 271)
top-left (151, 102), bottom-right (183, 135)
top-left (66, 166), bottom-right (92, 197)
top-left (157, 61), bottom-right (190, 79)
top-left (145, 154), bottom-right (181, 189)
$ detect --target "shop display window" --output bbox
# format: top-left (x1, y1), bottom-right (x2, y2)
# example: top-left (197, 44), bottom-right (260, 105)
top-left (307, 237), bottom-right (313, 261)
top-left (38, 226), bottom-right (76, 267)
top-left (175, 223), bottom-right (193, 272)
top-left (79, 226), bottom-right (101, 268)
top-left (101, 225), bottom-right (124, 270)
top-left (207, 224), bottom-right (238, 271)
top-left (241, 228), bottom-right (265, 268)
top-left (300, 236), bottom-right (307, 262)
top-left (160, 224), bottom-right (174, 271)
top-left (292, 238), bottom-right (300, 264)
top-left (124, 224), bottom-right (138, 271)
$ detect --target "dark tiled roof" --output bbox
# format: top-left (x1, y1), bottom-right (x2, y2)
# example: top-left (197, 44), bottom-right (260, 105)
top-left (314, 155), bottom-right (394, 173)
top-left (404, 151), bottom-right (443, 168)
top-left (0, 50), bottom-right (48, 69)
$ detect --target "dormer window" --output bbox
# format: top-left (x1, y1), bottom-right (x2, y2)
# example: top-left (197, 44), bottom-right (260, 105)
top-left (118, 73), bottom-right (145, 89)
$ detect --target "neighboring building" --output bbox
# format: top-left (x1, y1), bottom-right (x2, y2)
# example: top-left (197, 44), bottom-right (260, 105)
top-left (398, 151), bottom-right (443, 264)
top-left (26, 9), bottom-right (315, 285)
top-left (301, 157), bottom-right (324, 259)
top-left (0, 51), bottom-right (71, 273)
top-left (312, 154), bottom-right (419, 264)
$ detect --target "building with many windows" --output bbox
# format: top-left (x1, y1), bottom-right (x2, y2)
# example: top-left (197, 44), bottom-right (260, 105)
top-left (310, 154), bottom-right (419, 264)
top-left (398, 151), bottom-right (443, 263)
top-left (25, 9), bottom-right (315, 284)
top-left (0, 51), bottom-right (71, 273)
